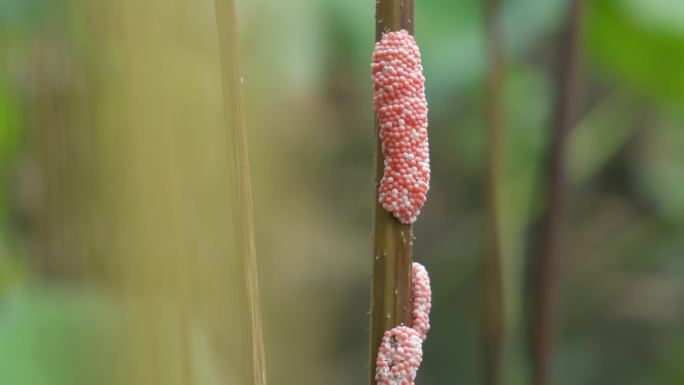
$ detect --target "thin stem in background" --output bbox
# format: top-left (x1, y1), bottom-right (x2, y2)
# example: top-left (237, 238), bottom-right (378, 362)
top-left (369, 1), bottom-right (415, 385)
top-left (482, 0), bottom-right (505, 384)
top-left (525, 1), bottom-right (584, 385)
top-left (213, 2), bottom-right (267, 385)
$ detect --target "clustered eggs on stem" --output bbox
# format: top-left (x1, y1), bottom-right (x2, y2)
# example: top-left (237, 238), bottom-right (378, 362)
top-left (372, 30), bottom-right (430, 224)
top-left (372, 29), bottom-right (432, 385)
top-left (375, 263), bottom-right (432, 385)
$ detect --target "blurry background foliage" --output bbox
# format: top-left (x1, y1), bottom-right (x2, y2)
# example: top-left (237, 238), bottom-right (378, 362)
top-left (1, 0), bottom-right (684, 384)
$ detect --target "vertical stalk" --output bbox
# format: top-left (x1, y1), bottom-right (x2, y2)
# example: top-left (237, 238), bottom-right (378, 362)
top-left (369, 1), bottom-right (415, 385)
top-left (213, 2), bottom-right (267, 385)
top-left (525, 1), bottom-right (584, 385)
top-left (482, 0), bottom-right (505, 384)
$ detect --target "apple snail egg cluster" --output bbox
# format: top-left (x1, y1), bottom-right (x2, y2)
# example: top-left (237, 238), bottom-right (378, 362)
top-left (371, 29), bottom-right (430, 224)
top-left (375, 263), bottom-right (432, 385)
top-left (410, 262), bottom-right (432, 341)
top-left (375, 326), bottom-right (423, 385)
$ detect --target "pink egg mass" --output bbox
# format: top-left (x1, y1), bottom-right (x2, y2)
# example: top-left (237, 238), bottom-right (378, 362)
top-left (411, 262), bottom-right (432, 341)
top-left (375, 326), bottom-right (423, 385)
top-left (375, 262), bottom-right (432, 385)
top-left (372, 30), bottom-right (430, 224)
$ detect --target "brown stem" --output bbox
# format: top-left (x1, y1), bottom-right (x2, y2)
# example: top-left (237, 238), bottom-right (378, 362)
top-left (482, 0), bottom-right (505, 384)
top-left (369, 1), bottom-right (415, 385)
top-left (525, 1), bottom-right (584, 385)
top-left (213, 2), bottom-right (267, 385)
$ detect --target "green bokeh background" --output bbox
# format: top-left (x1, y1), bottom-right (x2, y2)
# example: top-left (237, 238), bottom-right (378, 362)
top-left (1, 0), bottom-right (684, 384)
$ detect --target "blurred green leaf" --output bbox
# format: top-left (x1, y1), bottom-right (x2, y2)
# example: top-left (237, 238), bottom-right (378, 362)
top-left (587, 0), bottom-right (684, 106)
top-left (568, 95), bottom-right (638, 183)
top-left (0, 287), bottom-right (119, 385)
top-left (634, 111), bottom-right (684, 222)
top-left (622, 0), bottom-right (684, 35)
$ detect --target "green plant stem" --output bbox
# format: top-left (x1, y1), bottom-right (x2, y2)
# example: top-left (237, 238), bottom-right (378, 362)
top-left (213, 2), bottom-right (267, 385)
top-left (369, 2), bottom-right (415, 385)
top-left (482, 0), bottom-right (505, 384)
top-left (526, 1), bottom-right (584, 385)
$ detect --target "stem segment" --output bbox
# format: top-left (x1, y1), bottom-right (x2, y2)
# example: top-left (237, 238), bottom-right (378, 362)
top-left (213, 2), bottom-right (267, 385)
top-left (369, 1), bottom-right (415, 385)
top-left (482, 0), bottom-right (505, 384)
top-left (526, 1), bottom-right (584, 385)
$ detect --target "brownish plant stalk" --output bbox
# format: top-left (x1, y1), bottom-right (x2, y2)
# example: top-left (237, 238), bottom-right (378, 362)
top-left (482, 0), bottom-right (505, 384)
top-left (525, 1), bottom-right (584, 385)
top-left (369, 1), bottom-right (415, 385)
top-left (213, 2), bottom-right (267, 385)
